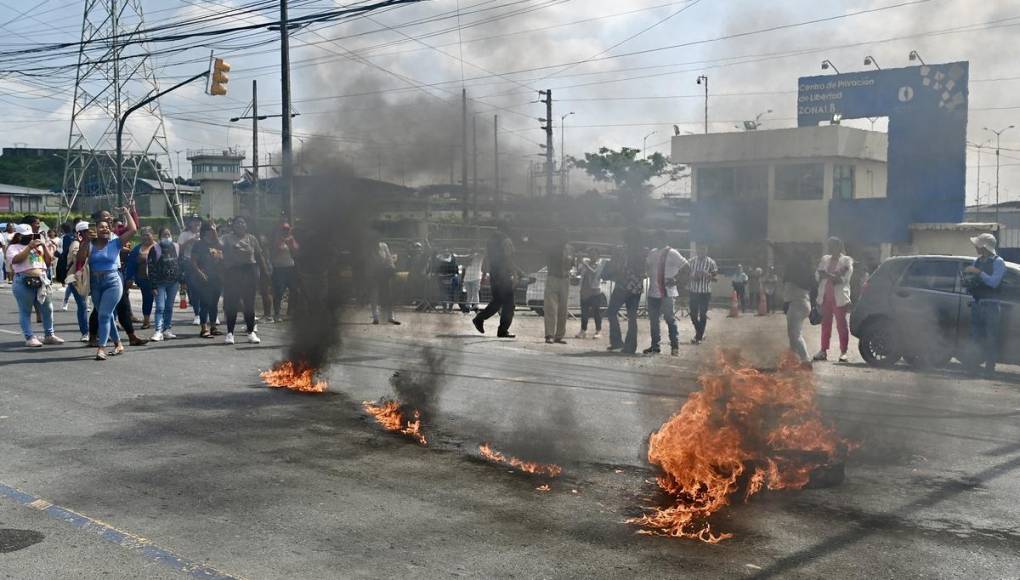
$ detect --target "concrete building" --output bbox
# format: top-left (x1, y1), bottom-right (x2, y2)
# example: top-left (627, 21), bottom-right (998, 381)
top-left (188, 149), bottom-right (244, 219)
top-left (0, 182), bottom-right (62, 214)
top-left (673, 125), bottom-right (889, 267)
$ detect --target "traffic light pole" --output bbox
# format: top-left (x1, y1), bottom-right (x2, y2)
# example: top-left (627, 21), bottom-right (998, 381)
top-left (252, 79), bottom-right (260, 225)
top-left (280, 0), bottom-right (295, 220)
top-left (116, 69), bottom-right (210, 221)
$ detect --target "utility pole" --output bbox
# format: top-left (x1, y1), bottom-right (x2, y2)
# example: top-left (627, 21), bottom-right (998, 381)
top-left (472, 114), bottom-right (478, 220)
top-left (493, 114), bottom-right (500, 219)
top-left (539, 89), bottom-right (554, 196)
top-left (280, 0), bottom-right (294, 220)
top-left (252, 79), bottom-right (259, 224)
top-left (461, 88), bottom-right (469, 223)
top-left (560, 111), bottom-right (573, 197)
top-left (697, 75), bottom-right (709, 134)
top-left (986, 124), bottom-right (1016, 230)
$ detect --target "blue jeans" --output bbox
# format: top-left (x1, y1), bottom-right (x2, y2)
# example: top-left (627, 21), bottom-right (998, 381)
top-left (91, 271), bottom-right (122, 347)
top-left (12, 273), bottom-right (54, 339)
top-left (969, 300), bottom-right (1002, 371)
top-left (154, 282), bottom-right (179, 332)
top-left (68, 283), bottom-right (89, 335)
top-left (607, 287), bottom-right (641, 354)
top-left (647, 295), bottom-right (678, 350)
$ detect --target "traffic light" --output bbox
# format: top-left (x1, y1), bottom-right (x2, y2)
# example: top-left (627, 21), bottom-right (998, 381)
top-left (209, 57), bottom-right (230, 96)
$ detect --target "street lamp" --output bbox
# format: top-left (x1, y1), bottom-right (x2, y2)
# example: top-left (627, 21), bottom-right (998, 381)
top-left (968, 139), bottom-right (991, 206)
top-left (863, 55), bottom-right (881, 70)
top-left (696, 75), bottom-right (708, 134)
top-left (908, 50), bottom-right (925, 65)
top-left (821, 59), bottom-right (840, 74)
top-left (560, 111), bottom-right (574, 196)
top-left (643, 131), bottom-right (657, 160)
top-left (984, 124), bottom-right (1015, 228)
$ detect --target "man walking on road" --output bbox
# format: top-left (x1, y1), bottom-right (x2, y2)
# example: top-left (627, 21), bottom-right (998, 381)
top-left (473, 223), bottom-right (523, 338)
top-left (644, 232), bottom-right (688, 356)
top-left (605, 228), bottom-right (646, 354)
top-left (544, 233), bottom-right (572, 344)
top-left (687, 244), bottom-right (718, 344)
top-left (963, 233), bottom-right (1006, 376)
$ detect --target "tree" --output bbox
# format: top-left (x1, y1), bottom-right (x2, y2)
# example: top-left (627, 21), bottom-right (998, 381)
top-left (569, 147), bottom-right (674, 196)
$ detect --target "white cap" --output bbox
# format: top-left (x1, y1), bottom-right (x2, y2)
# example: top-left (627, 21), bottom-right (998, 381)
top-left (74, 221), bottom-right (90, 233)
top-left (14, 224), bottom-right (32, 236)
top-left (970, 233), bottom-right (998, 253)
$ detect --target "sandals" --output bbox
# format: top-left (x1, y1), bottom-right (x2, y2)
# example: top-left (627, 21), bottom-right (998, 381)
top-left (95, 350), bottom-right (107, 361)
top-left (112, 344), bottom-right (125, 356)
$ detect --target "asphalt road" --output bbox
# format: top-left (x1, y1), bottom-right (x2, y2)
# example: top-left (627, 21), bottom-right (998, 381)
top-left (1, 287), bottom-right (1019, 579)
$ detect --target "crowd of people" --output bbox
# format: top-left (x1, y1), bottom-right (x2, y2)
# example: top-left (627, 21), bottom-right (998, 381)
top-left (1, 203), bottom-right (300, 360)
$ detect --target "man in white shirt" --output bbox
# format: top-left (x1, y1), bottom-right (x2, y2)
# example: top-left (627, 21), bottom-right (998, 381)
top-left (644, 231), bottom-right (689, 356)
top-left (687, 244), bottom-right (719, 344)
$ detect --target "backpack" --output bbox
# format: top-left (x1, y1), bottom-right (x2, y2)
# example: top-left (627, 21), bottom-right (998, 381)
top-left (151, 245), bottom-right (181, 285)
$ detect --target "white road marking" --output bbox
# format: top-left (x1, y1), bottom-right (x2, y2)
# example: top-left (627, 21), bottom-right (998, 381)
top-left (0, 328), bottom-right (19, 335)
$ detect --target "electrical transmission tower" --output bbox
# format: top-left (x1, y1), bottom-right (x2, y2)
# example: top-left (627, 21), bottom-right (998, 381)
top-left (62, 0), bottom-right (182, 224)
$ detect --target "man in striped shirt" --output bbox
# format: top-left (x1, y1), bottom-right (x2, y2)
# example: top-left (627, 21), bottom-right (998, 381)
top-left (687, 245), bottom-right (718, 344)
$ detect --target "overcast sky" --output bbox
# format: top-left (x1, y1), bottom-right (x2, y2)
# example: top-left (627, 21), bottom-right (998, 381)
top-left (0, 0), bottom-right (1017, 203)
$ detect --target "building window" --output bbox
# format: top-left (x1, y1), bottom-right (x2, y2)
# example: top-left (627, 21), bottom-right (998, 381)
top-left (775, 163), bottom-right (824, 200)
top-left (697, 167), bottom-right (734, 199)
top-left (833, 164), bottom-right (855, 200)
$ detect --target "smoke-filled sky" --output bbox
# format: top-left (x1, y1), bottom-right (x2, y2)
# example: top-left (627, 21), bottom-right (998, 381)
top-left (1, 0), bottom-right (1018, 203)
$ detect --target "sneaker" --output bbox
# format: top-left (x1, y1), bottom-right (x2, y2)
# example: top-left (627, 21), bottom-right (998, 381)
top-left (575, 331), bottom-right (587, 339)
top-left (61, 303), bottom-right (69, 311)
top-left (25, 337), bottom-right (42, 347)
top-left (838, 353), bottom-right (849, 363)
top-left (79, 334), bottom-right (89, 343)
top-left (690, 338), bottom-right (701, 345)
top-left (248, 331), bottom-right (261, 344)
top-left (372, 319), bottom-right (380, 325)
top-left (150, 331), bottom-right (164, 342)
top-left (671, 347), bottom-right (679, 356)
top-left (554, 338), bottom-right (567, 344)
top-left (224, 333), bottom-right (235, 345)
top-left (496, 332), bottom-right (516, 339)
top-left (263, 316), bottom-right (274, 324)
top-left (42, 335), bottom-right (64, 345)
top-left (192, 315), bottom-right (201, 326)
top-left (812, 350), bottom-right (828, 361)
top-left (545, 336), bottom-right (554, 344)
top-left (643, 346), bottom-right (660, 354)
top-left (163, 330), bottom-right (177, 339)
top-left (389, 319), bottom-right (401, 325)
top-left (592, 332), bottom-right (601, 339)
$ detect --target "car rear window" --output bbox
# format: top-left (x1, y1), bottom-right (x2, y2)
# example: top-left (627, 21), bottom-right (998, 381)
top-left (899, 260), bottom-right (960, 292)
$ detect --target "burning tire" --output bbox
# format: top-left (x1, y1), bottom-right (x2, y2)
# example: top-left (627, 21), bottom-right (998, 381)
top-left (858, 318), bottom-right (901, 368)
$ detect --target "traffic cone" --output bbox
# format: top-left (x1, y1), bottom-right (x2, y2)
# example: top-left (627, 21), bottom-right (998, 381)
top-left (179, 290), bottom-right (188, 310)
top-left (728, 290), bottom-right (740, 318)
top-left (756, 290), bottom-right (768, 316)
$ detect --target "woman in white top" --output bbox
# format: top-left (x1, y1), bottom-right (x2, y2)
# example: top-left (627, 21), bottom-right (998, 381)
top-left (62, 222), bottom-right (91, 341)
top-left (814, 237), bottom-right (854, 362)
top-left (5, 222), bottom-right (63, 346)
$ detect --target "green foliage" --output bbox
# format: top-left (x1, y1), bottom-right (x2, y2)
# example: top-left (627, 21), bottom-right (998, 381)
top-left (568, 147), bottom-right (672, 195)
top-left (0, 154), bottom-right (64, 190)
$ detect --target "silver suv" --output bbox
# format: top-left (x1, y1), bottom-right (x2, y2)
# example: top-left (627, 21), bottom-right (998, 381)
top-left (850, 255), bottom-right (1020, 369)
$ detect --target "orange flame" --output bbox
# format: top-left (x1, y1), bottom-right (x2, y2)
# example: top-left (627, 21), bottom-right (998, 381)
top-left (260, 360), bottom-right (328, 393)
top-left (479, 443), bottom-right (563, 478)
top-left (362, 400), bottom-right (427, 445)
top-left (628, 350), bottom-right (852, 543)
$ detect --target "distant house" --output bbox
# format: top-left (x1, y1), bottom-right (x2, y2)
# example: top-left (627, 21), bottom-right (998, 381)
top-left (0, 182), bottom-right (61, 214)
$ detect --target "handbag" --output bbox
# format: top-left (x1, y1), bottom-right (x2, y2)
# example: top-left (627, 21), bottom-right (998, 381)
top-left (75, 261), bottom-right (91, 297)
top-left (809, 304), bottom-right (822, 325)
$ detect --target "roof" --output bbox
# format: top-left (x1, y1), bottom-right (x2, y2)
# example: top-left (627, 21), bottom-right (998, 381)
top-left (671, 125), bottom-right (888, 165)
top-left (137, 178), bottom-right (201, 193)
top-left (0, 182), bottom-right (55, 196)
top-left (909, 222), bottom-right (1001, 232)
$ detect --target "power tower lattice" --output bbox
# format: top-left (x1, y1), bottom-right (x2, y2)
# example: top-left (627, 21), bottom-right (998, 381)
top-left (62, 0), bottom-right (183, 225)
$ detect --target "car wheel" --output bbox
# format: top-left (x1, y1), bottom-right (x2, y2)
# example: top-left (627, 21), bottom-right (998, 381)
top-left (858, 319), bottom-right (901, 368)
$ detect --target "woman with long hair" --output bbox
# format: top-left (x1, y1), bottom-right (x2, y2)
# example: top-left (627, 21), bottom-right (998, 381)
top-left (77, 208), bottom-right (136, 360)
top-left (5, 220), bottom-right (63, 346)
top-left (814, 237), bottom-right (854, 362)
top-left (62, 222), bottom-right (91, 341)
top-left (190, 221), bottom-right (224, 339)
top-left (149, 227), bottom-right (182, 342)
top-left (126, 226), bottom-right (158, 329)
top-left (219, 217), bottom-right (267, 344)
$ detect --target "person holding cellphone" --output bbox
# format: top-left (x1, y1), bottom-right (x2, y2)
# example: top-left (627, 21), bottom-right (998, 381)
top-left (6, 220), bottom-right (63, 346)
top-left (813, 237), bottom-right (854, 362)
